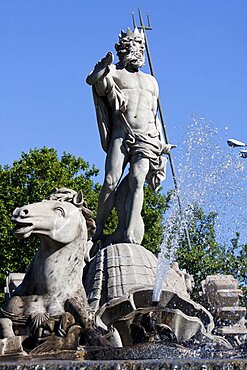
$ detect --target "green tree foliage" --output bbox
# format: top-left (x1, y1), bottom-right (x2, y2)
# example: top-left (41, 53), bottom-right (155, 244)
top-left (0, 147), bottom-right (168, 299)
top-left (176, 207), bottom-right (247, 300)
top-left (142, 186), bottom-right (171, 253)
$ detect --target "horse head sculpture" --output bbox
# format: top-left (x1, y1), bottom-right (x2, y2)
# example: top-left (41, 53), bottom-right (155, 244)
top-left (12, 187), bottom-right (95, 244)
top-left (0, 188), bottom-right (105, 354)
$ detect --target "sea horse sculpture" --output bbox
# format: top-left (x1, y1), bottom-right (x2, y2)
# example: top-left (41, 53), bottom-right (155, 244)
top-left (0, 188), bottom-right (106, 355)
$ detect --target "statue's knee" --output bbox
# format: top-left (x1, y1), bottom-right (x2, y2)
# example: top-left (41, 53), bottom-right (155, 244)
top-left (129, 175), bottom-right (145, 192)
top-left (104, 174), bottom-right (120, 190)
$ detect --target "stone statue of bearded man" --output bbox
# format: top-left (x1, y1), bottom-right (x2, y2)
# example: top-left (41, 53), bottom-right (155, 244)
top-left (86, 28), bottom-right (175, 245)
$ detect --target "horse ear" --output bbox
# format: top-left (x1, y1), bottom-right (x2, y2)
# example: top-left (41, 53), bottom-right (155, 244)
top-left (73, 190), bottom-right (84, 206)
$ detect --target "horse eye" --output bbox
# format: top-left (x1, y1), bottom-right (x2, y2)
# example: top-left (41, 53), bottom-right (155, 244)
top-left (54, 207), bottom-right (65, 217)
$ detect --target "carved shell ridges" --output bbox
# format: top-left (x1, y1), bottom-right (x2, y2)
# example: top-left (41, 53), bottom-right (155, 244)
top-left (84, 243), bottom-right (157, 311)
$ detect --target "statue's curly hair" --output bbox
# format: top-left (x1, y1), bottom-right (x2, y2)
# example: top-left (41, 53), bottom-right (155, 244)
top-left (115, 29), bottom-right (145, 66)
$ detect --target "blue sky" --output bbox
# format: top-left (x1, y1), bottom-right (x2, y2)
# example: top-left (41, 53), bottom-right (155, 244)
top-left (0, 1), bottom-right (246, 243)
top-left (1, 0), bottom-right (246, 169)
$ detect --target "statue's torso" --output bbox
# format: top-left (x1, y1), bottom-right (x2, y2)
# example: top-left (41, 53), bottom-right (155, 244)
top-left (111, 66), bottom-right (159, 137)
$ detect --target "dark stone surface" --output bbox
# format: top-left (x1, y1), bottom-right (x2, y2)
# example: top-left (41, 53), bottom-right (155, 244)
top-left (0, 358), bottom-right (246, 370)
top-left (0, 343), bottom-right (246, 369)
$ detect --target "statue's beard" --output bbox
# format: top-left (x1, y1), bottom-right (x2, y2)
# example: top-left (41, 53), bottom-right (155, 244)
top-left (122, 50), bottom-right (145, 69)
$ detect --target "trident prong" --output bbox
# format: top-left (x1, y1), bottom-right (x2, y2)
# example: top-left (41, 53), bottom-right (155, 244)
top-left (132, 8), bottom-right (152, 31)
top-left (132, 12), bottom-right (137, 29)
top-left (132, 9), bottom-right (152, 31)
top-left (147, 14), bottom-right (152, 29)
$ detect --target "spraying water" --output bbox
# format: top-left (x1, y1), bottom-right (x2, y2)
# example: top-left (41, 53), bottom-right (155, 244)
top-left (152, 115), bottom-right (247, 302)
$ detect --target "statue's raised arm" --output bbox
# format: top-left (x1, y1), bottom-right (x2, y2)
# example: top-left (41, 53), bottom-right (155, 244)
top-left (86, 52), bottom-right (113, 87)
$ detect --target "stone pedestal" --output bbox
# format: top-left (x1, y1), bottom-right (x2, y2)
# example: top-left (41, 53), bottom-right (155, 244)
top-left (201, 275), bottom-right (247, 338)
top-left (0, 336), bottom-right (26, 356)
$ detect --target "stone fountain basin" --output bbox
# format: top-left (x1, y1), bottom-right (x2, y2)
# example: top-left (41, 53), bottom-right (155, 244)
top-left (0, 344), bottom-right (246, 370)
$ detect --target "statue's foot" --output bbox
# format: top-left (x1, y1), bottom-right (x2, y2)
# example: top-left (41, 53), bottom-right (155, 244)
top-left (86, 52), bottom-right (113, 85)
top-left (124, 231), bottom-right (137, 244)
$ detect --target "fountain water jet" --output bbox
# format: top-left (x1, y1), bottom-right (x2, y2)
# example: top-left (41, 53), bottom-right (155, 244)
top-left (153, 114), bottom-right (247, 304)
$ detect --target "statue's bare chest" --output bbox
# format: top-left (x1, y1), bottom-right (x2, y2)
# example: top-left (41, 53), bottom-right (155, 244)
top-left (112, 69), bottom-right (154, 94)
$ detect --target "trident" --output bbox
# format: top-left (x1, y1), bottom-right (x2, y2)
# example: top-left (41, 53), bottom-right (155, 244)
top-left (132, 8), bottom-right (192, 251)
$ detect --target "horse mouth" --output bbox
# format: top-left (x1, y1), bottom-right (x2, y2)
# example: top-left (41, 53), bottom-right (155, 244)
top-left (13, 222), bottom-right (34, 238)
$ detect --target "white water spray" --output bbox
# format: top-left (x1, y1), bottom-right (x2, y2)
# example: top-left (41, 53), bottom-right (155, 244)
top-left (152, 115), bottom-right (247, 302)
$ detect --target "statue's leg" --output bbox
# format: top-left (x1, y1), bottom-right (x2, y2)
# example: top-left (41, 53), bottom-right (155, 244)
top-left (94, 137), bottom-right (129, 240)
top-left (125, 156), bottom-right (149, 243)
